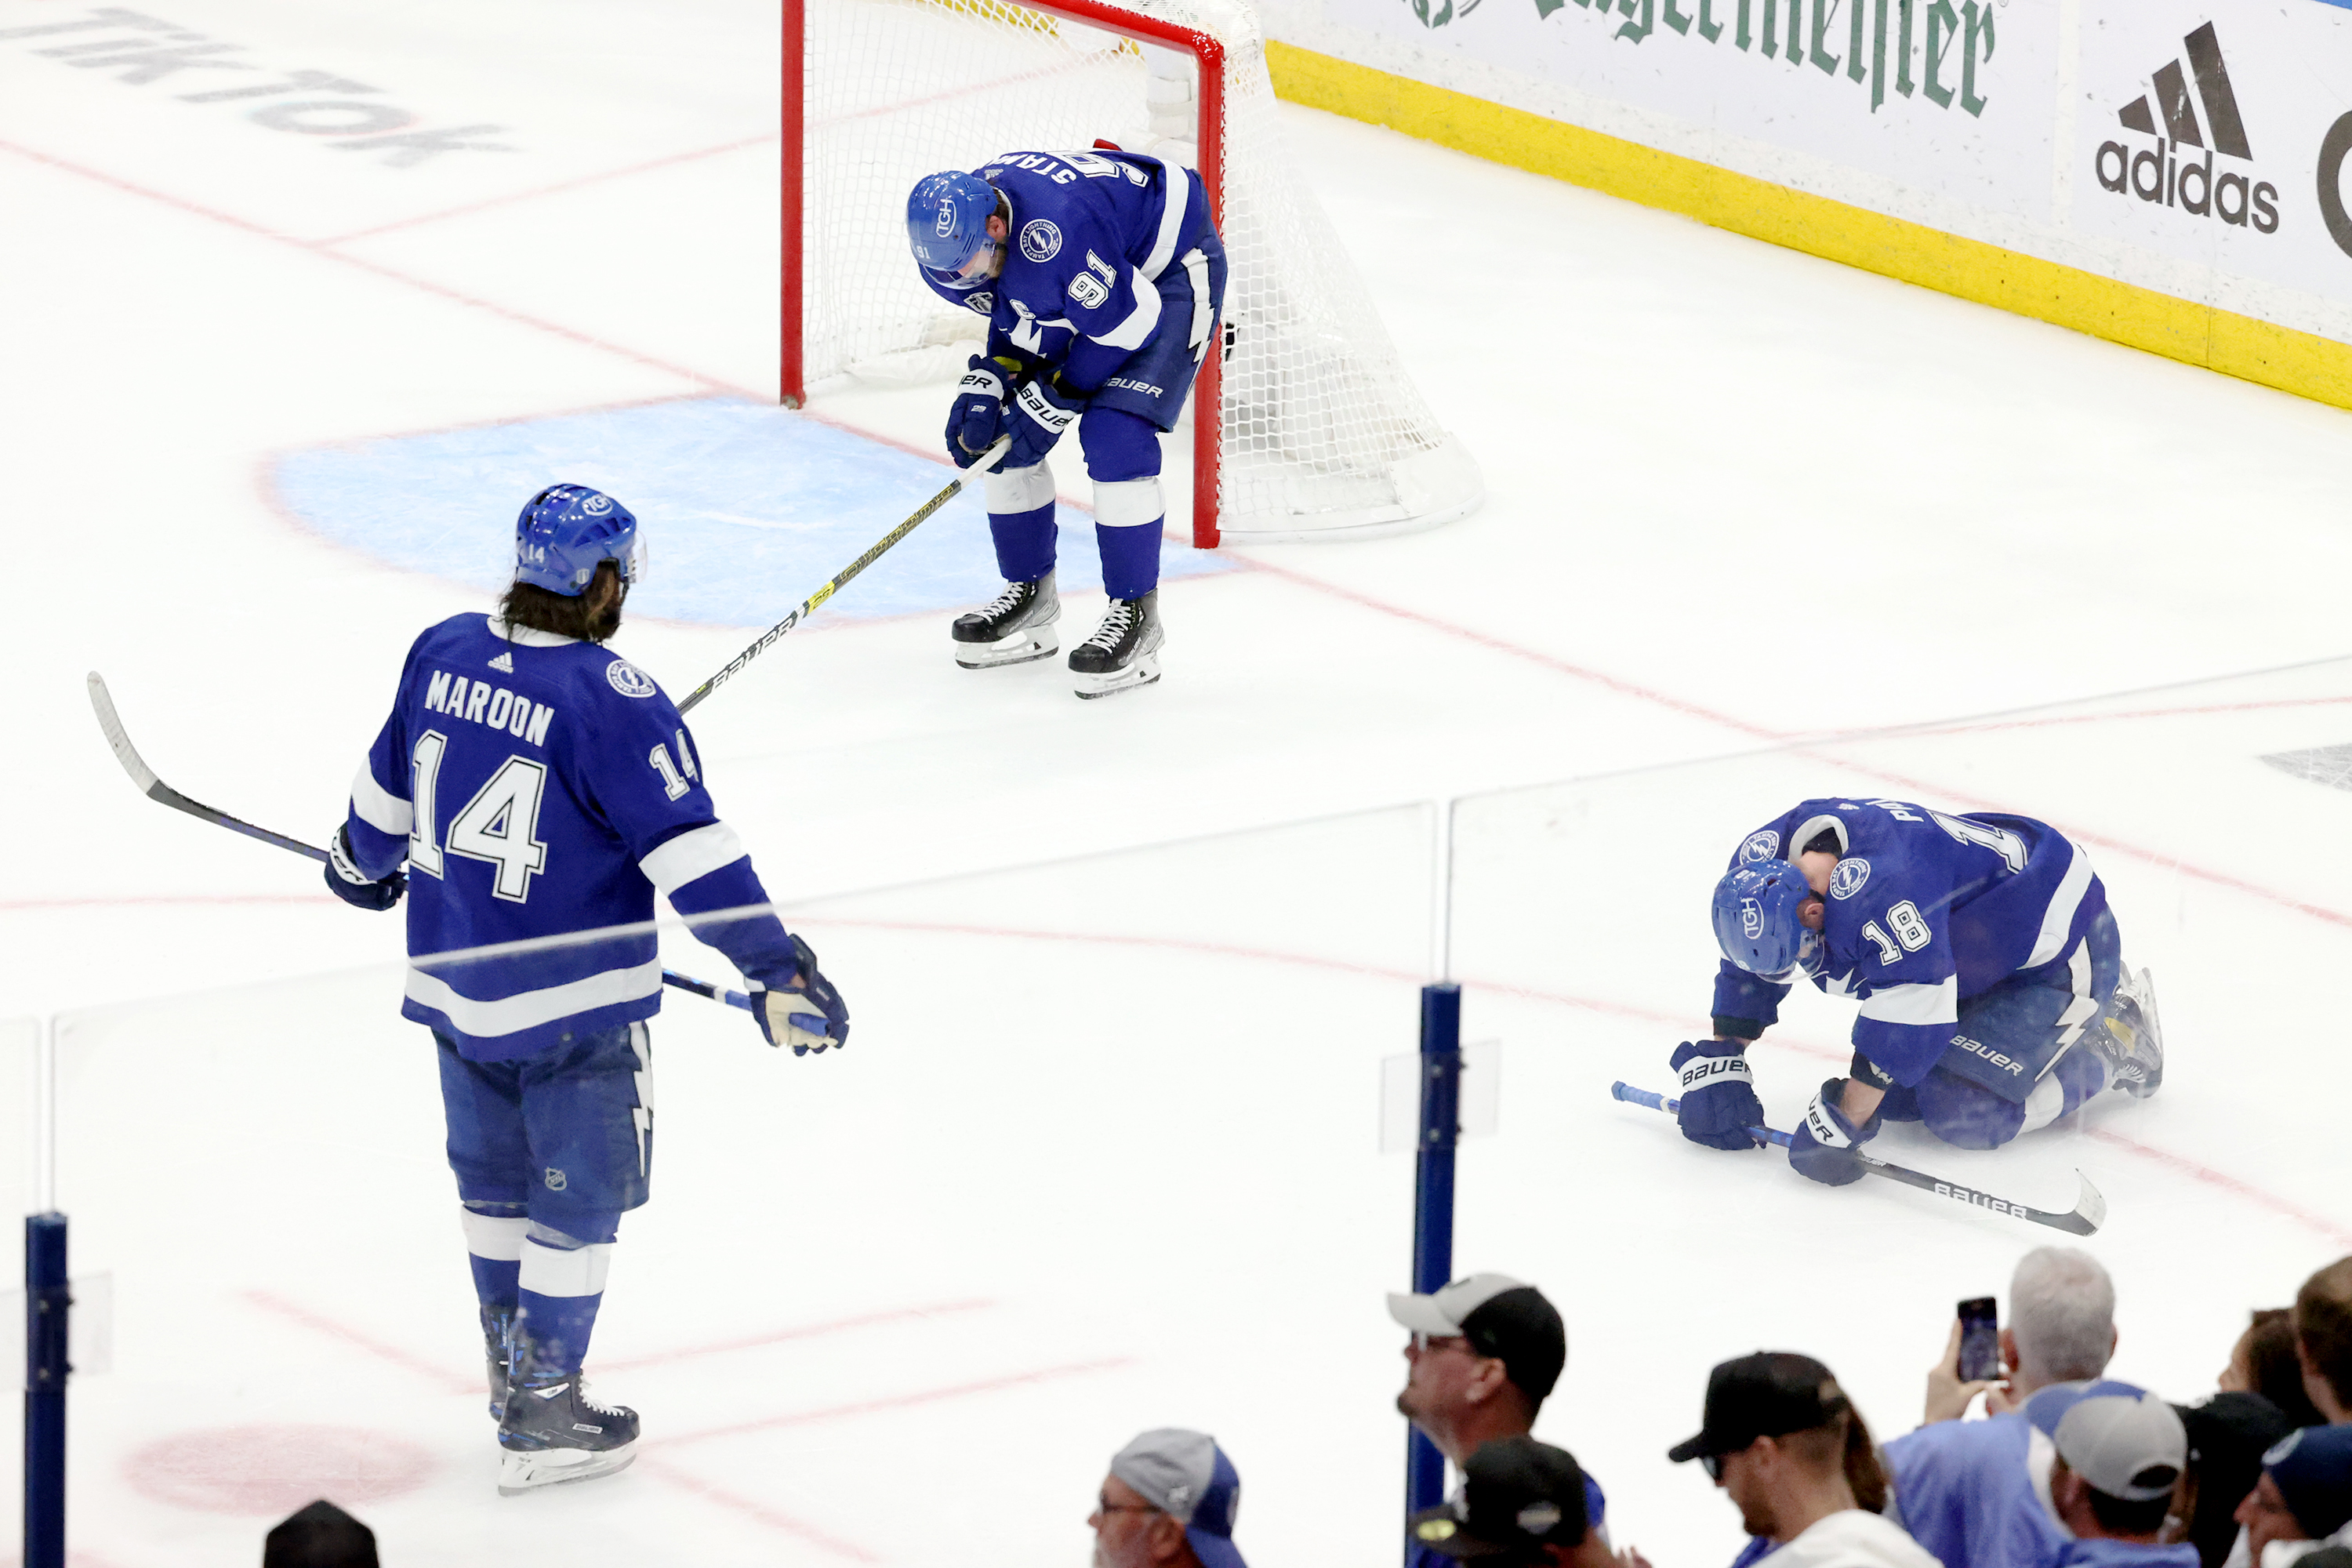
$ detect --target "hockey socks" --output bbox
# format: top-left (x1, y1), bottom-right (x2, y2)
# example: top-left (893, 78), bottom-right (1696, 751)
top-left (459, 1205), bottom-right (527, 1314)
top-left (515, 1231), bottom-right (613, 1377)
top-left (1096, 518), bottom-right (1162, 600)
top-left (987, 499), bottom-right (1058, 585)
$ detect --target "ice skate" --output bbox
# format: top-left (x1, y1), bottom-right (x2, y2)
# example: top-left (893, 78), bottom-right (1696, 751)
top-left (496, 1353), bottom-right (640, 1495)
top-left (481, 1305), bottom-right (516, 1423)
top-left (2095, 967), bottom-right (2165, 1098)
top-left (952, 573), bottom-right (1059, 668)
top-left (1069, 589), bottom-right (1163, 699)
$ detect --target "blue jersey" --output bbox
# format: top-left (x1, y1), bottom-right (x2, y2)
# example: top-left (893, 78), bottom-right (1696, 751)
top-left (1711, 799), bottom-right (2107, 1085)
top-left (918, 148), bottom-right (1215, 394)
top-left (342, 614), bottom-right (796, 1062)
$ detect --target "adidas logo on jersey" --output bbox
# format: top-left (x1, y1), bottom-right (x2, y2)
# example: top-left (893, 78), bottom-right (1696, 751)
top-left (488, 651), bottom-right (514, 673)
top-left (2092, 24), bottom-right (2278, 234)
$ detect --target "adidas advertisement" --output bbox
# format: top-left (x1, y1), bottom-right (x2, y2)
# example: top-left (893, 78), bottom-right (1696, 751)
top-left (1305, 0), bottom-right (2064, 221)
top-left (2074, 0), bottom-right (2352, 305)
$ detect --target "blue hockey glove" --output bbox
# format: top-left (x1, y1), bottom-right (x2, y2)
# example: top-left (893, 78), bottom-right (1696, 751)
top-left (324, 824), bottom-right (405, 912)
top-left (1671, 1040), bottom-right (1765, 1151)
top-left (946, 354), bottom-right (1011, 468)
top-left (750, 935), bottom-right (849, 1056)
top-left (1788, 1078), bottom-right (1881, 1187)
top-left (1004, 373), bottom-right (1083, 470)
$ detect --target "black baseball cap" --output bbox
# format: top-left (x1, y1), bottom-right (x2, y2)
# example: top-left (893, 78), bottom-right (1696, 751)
top-left (1668, 1352), bottom-right (1850, 1464)
top-left (1408, 1437), bottom-right (1591, 1560)
top-left (1388, 1274), bottom-right (1568, 1403)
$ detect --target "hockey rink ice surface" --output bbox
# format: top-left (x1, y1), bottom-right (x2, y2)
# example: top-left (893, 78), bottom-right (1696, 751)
top-left (9, 2), bottom-right (2352, 1565)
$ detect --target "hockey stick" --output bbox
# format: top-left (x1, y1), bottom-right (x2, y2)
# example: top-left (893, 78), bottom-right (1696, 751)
top-left (677, 435), bottom-right (1013, 713)
top-left (1609, 1080), bottom-right (2106, 1235)
top-left (85, 672), bottom-right (752, 1014)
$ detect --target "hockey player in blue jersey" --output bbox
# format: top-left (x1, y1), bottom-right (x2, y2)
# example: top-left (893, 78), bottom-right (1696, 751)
top-left (904, 145), bottom-right (1227, 699)
top-left (322, 485), bottom-right (849, 1494)
top-left (1671, 798), bottom-right (2166, 1185)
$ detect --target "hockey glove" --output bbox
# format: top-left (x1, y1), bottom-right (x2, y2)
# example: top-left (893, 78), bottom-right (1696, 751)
top-left (1003, 373), bottom-right (1083, 470)
top-left (946, 355), bottom-right (1014, 468)
top-left (1671, 1040), bottom-right (1765, 1151)
top-left (324, 823), bottom-right (405, 912)
top-left (750, 934), bottom-right (849, 1056)
top-left (1788, 1077), bottom-right (1882, 1187)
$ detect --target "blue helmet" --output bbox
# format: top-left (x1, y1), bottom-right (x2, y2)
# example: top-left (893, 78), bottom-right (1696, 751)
top-left (514, 485), bottom-right (643, 597)
top-left (1711, 858), bottom-right (1817, 975)
top-left (906, 170), bottom-right (1000, 291)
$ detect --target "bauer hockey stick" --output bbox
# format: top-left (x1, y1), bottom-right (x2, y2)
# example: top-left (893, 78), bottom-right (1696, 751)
top-left (677, 434), bottom-right (1014, 713)
top-left (86, 672), bottom-right (753, 1014)
top-left (1610, 1080), bottom-right (2106, 1235)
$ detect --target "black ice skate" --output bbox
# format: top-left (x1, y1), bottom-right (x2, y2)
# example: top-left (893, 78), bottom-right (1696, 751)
top-left (1069, 589), bottom-right (1163, 700)
top-left (952, 573), bottom-right (1059, 668)
top-left (2095, 967), bottom-right (2165, 1098)
top-left (496, 1345), bottom-right (640, 1495)
top-left (481, 1305), bottom-right (516, 1423)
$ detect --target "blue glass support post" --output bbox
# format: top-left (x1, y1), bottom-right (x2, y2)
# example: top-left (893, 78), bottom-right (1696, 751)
top-left (1404, 982), bottom-right (1463, 1554)
top-left (24, 1213), bottom-right (67, 1568)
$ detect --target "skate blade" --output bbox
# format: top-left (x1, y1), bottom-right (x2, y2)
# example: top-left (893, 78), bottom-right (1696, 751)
top-left (1073, 654), bottom-right (1162, 700)
top-left (497, 1441), bottom-right (638, 1496)
top-left (954, 629), bottom-right (1058, 669)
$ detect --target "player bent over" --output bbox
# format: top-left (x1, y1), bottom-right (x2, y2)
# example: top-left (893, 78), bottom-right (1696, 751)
top-left (1672, 797), bottom-right (2165, 1186)
top-left (906, 146), bottom-right (1226, 699)
top-left (323, 485), bottom-right (848, 1493)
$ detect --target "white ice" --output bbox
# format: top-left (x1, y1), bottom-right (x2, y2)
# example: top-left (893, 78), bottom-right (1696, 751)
top-left (5, 2), bottom-right (2352, 1565)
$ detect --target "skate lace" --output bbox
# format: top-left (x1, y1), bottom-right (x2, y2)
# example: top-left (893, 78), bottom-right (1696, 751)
top-left (1081, 599), bottom-right (1137, 650)
top-left (982, 582), bottom-right (1029, 617)
top-left (574, 1378), bottom-right (626, 1417)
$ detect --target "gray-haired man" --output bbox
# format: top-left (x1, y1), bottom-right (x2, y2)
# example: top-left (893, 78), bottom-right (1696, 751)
top-left (1924, 1248), bottom-right (2119, 1424)
top-left (1090, 1428), bottom-right (1247, 1568)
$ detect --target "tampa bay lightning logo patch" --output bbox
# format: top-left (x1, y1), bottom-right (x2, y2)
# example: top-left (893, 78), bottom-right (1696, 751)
top-left (1018, 219), bottom-right (1062, 262)
top-left (605, 659), bottom-right (658, 699)
top-left (1829, 858), bottom-right (1872, 900)
top-left (1739, 829), bottom-right (1780, 864)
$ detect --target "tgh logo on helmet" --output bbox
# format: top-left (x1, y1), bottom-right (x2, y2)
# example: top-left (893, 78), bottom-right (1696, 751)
top-left (934, 200), bottom-right (956, 238)
top-left (1740, 897), bottom-right (1765, 938)
top-left (582, 495), bottom-right (612, 517)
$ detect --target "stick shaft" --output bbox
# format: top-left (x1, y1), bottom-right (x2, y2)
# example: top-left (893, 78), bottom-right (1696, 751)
top-left (677, 437), bottom-right (1011, 713)
top-left (1608, 1080), bottom-right (2100, 1234)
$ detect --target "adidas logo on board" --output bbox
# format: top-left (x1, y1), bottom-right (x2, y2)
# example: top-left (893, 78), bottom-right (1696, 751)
top-left (2094, 23), bottom-right (2278, 233)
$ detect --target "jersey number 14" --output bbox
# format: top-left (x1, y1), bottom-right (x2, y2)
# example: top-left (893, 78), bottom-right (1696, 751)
top-left (408, 731), bottom-right (550, 902)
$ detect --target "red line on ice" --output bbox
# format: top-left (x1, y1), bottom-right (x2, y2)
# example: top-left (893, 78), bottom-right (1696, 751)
top-left (632, 1456), bottom-right (884, 1562)
top-left (241, 1289), bottom-right (476, 1396)
top-left (663, 1356), bottom-right (1137, 1446)
top-left (597, 1298), bottom-right (995, 1372)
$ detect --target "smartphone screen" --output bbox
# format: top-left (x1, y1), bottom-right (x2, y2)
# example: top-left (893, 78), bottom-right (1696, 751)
top-left (1958, 1296), bottom-right (2001, 1383)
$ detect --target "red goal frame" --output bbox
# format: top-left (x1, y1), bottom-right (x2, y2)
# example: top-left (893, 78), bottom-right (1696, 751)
top-left (779, 0), bottom-right (1229, 546)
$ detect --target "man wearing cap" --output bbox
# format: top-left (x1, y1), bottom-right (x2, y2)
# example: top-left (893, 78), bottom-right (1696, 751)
top-left (1392, 1274), bottom-right (1613, 1568)
top-left (1886, 1379), bottom-right (2172, 1568)
top-left (2233, 1426), bottom-right (2352, 1568)
top-left (1671, 1352), bottom-right (1933, 1568)
top-left (1409, 1437), bottom-right (1599, 1566)
top-left (2042, 1389), bottom-right (2199, 1568)
top-left (1091, 1428), bottom-right (1248, 1568)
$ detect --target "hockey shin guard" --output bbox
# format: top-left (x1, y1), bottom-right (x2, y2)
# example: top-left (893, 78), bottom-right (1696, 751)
top-left (460, 1203), bottom-right (527, 1314)
top-left (984, 463), bottom-right (1058, 584)
top-left (1093, 477), bottom-right (1164, 600)
top-left (516, 1229), bottom-right (613, 1377)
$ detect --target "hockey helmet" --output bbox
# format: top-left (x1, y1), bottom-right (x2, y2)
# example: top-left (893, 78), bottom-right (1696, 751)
top-left (906, 170), bottom-right (1003, 291)
top-left (514, 485), bottom-right (644, 597)
top-left (1711, 858), bottom-right (1817, 976)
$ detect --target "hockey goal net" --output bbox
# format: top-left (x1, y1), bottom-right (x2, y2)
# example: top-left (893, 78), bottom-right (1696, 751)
top-left (783, 0), bottom-right (1483, 546)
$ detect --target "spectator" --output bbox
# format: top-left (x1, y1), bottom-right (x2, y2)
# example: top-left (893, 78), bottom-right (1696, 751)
top-left (1926, 1250), bottom-right (2119, 1425)
top-left (1667, 1352), bottom-right (1928, 1568)
top-left (2043, 1388), bottom-right (2198, 1568)
top-left (2295, 1261), bottom-right (2352, 1426)
top-left (1886, 1377), bottom-right (2161, 1568)
top-left (1391, 1273), bottom-right (1613, 1568)
top-left (2223, 1314), bottom-right (2328, 1432)
top-left (1089, 1428), bottom-right (1247, 1568)
top-left (263, 1500), bottom-right (377, 1568)
top-left (2177, 1394), bottom-right (2299, 1568)
top-left (2234, 1427), bottom-right (2352, 1568)
top-left (1410, 1437), bottom-right (1595, 1566)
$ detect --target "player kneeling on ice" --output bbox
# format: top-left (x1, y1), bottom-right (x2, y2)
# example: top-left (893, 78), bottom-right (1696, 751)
top-left (1672, 798), bottom-right (2164, 1186)
top-left (323, 485), bottom-right (849, 1494)
top-left (905, 145), bottom-right (1226, 699)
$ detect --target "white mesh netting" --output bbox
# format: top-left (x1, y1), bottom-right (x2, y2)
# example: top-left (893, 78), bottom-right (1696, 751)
top-left (801, 0), bottom-right (1483, 541)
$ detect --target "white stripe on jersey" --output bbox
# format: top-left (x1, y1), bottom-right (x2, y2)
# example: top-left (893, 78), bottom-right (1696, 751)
top-left (1093, 272), bottom-right (1163, 351)
top-left (639, 821), bottom-right (748, 898)
top-left (1142, 162), bottom-right (1192, 281)
top-left (2025, 839), bottom-right (2096, 968)
top-left (1858, 975), bottom-right (1958, 1025)
top-left (350, 762), bottom-right (412, 837)
top-left (405, 957), bottom-right (663, 1037)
